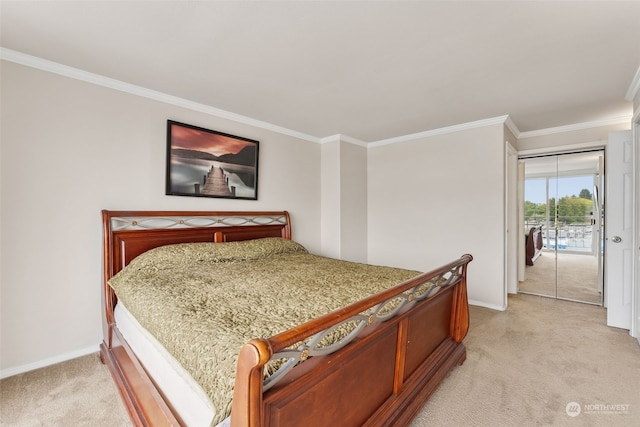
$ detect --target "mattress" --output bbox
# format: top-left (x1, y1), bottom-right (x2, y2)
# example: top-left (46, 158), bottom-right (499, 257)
top-left (115, 302), bottom-right (227, 427)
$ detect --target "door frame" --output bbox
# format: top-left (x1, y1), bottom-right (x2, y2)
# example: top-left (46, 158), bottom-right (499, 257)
top-left (506, 142), bottom-right (519, 297)
top-left (633, 115), bottom-right (640, 340)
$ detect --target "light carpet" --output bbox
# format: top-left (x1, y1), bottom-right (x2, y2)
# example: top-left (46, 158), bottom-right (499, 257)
top-left (411, 294), bottom-right (639, 426)
top-left (2, 294), bottom-right (639, 426)
top-left (0, 352), bottom-right (130, 426)
top-left (519, 251), bottom-right (601, 305)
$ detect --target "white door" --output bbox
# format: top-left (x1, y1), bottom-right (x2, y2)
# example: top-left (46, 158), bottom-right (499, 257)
top-left (605, 130), bottom-right (634, 329)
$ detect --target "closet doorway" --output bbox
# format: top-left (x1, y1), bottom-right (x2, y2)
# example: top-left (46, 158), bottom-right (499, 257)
top-left (519, 150), bottom-right (604, 305)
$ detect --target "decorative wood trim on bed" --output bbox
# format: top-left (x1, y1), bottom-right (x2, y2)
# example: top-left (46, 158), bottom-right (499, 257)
top-left (100, 210), bottom-right (472, 427)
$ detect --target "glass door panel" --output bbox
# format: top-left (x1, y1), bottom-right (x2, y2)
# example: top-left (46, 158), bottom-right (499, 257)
top-left (555, 152), bottom-right (603, 304)
top-left (520, 151), bottom-right (603, 305)
top-left (521, 156), bottom-right (557, 299)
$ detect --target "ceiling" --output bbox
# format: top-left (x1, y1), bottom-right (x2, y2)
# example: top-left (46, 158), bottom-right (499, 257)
top-left (2, 1), bottom-right (639, 143)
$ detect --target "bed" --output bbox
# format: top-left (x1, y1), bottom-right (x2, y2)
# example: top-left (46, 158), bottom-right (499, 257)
top-left (525, 225), bottom-right (543, 266)
top-left (100, 210), bottom-right (473, 427)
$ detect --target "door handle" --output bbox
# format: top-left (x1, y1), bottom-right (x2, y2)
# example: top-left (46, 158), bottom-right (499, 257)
top-left (611, 236), bottom-right (622, 243)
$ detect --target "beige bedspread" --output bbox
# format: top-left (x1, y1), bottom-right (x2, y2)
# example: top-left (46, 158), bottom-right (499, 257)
top-left (108, 237), bottom-right (420, 425)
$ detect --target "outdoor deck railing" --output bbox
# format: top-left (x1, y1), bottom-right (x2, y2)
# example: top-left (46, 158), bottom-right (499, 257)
top-left (525, 216), bottom-right (595, 252)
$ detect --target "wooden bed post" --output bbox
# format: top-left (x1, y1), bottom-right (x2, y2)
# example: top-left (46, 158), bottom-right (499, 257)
top-left (231, 339), bottom-right (272, 427)
top-left (101, 210), bottom-right (116, 348)
top-left (451, 254), bottom-right (472, 343)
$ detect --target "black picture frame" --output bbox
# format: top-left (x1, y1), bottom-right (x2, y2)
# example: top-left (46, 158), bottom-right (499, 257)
top-left (165, 120), bottom-right (259, 200)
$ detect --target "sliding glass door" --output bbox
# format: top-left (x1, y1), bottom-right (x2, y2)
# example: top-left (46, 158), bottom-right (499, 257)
top-left (520, 151), bottom-right (604, 305)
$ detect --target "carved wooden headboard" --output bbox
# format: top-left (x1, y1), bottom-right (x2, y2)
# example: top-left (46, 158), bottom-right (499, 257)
top-left (101, 210), bottom-right (291, 329)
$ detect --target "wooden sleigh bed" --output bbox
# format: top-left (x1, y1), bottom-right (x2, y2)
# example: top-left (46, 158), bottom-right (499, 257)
top-left (100, 210), bottom-right (472, 427)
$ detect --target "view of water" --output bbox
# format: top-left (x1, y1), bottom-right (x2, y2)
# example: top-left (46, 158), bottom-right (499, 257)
top-left (169, 157), bottom-right (256, 197)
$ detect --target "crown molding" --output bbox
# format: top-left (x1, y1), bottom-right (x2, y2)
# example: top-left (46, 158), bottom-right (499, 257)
top-left (626, 64), bottom-right (640, 101)
top-left (0, 47), bottom-right (322, 144)
top-left (503, 115), bottom-right (520, 138)
top-left (518, 116), bottom-right (632, 139)
top-left (319, 134), bottom-right (368, 147)
top-left (4, 48), bottom-right (636, 147)
top-left (369, 115), bottom-right (510, 147)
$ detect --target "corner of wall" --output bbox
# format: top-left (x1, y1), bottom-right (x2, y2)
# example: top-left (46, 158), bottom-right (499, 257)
top-left (319, 138), bottom-right (368, 262)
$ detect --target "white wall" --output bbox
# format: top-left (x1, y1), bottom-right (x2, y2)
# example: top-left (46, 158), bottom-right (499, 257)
top-left (320, 138), bottom-right (368, 262)
top-left (367, 124), bottom-right (507, 310)
top-left (338, 141), bottom-right (367, 263)
top-left (0, 61), bottom-right (322, 376)
top-left (320, 140), bottom-right (341, 258)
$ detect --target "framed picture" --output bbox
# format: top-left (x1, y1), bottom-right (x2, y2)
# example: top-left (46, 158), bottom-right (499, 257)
top-left (166, 120), bottom-right (259, 200)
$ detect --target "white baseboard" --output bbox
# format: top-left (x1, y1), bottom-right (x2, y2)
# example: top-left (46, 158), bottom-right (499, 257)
top-left (0, 345), bottom-right (100, 380)
top-left (469, 299), bottom-right (507, 311)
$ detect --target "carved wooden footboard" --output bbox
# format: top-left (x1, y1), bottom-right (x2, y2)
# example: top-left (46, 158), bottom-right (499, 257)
top-left (232, 255), bottom-right (471, 427)
top-left (100, 210), bottom-right (472, 427)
